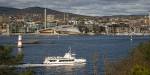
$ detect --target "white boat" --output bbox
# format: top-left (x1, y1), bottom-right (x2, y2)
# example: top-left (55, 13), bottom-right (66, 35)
top-left (43, 48), bottom-right (86, 66)
top-left (87, 32), bottom-right (95, 35)
top-left (0, 48), bottom-right (86, 68)
top-left (56, 25), bottom-right (81, 34)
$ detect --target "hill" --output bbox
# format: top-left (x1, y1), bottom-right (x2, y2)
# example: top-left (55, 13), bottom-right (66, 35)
top-left (0, 6), bottom-right (90, 19)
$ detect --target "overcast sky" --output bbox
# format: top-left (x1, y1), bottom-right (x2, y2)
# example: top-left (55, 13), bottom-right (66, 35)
top-left (0, 0), bottom-right (150, 16)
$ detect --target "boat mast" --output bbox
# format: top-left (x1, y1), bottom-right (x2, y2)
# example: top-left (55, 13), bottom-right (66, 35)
top-left (64, 12), bottom-right (65, 22)
top-left (6, 24), bottom-right (10, 35)
top-left (67, 13), bottom-right (69, 25)
top-left (68, 46), bottom-right (72, 53)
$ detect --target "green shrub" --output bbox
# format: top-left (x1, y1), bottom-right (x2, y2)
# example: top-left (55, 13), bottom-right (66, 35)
top-left (131, 64), bottom-right (150, 75)
top-left (137, 42), bottom-right (150, 61)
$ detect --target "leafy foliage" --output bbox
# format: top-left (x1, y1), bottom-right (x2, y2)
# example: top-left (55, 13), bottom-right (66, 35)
top-left (0, 45), bottom-right (33, 75)
top-left (137, 42), bottom-right (150, 61)
top-left (108, 41), bottom-right (150, 75)
top-left (131, 64), bottom-right (150, 75)
top-left (0, 45), bottom-right (23, 65)
top-left (19, 69), bottom-right (34, 75)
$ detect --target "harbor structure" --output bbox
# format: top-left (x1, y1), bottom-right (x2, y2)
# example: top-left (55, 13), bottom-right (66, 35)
top-left (17, 34), bottom-right (23, 48)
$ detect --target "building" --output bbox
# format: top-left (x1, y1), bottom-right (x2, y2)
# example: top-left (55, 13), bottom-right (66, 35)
top-left (47, 14), bottom-right (55, 22)
top-left (0, 16), bottom-right (3, 23)
top-left (0, 16), bottom-right (3, 32)
top-left (107, 23), bottom-right (130, 34)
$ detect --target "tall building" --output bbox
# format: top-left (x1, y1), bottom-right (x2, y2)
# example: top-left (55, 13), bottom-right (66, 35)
top-left (149, 13), bottom-right (150, 25)
top-left (0, 16), bottom-right (3, 31)
top-left (0, 16), bottom-right (3, 23)
top-left (0, 15), bottom-right (9, 23)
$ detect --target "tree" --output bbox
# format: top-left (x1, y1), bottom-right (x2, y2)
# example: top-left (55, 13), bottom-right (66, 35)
top-left (131, 65), bottom-right (150, 75)
top-left (108, 41), bottom-right (150, 75)
top-left (0, 45), bottom-right (23, 65)
top-left (0, 45), bottom-right (33, 75)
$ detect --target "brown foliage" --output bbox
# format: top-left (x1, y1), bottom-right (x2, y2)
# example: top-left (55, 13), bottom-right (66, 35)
top-left (107, 41), bottom-right (150, 75)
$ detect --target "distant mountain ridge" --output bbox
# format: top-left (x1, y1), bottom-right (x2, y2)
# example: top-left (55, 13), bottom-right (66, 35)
top-left (0, 6), bottom-right (146, 18)
top-left (0, 7), bottom-right (20, 15)
top-left (0, 6), bottom-right (88, 19)
top-left (0, 7), bottom-right (64, 14)
top-left (22, 7), bottom-right (62, 14)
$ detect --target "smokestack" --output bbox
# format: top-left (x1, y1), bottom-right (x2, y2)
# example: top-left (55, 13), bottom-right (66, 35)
top-left (44, 8), bottom-right (47, 29)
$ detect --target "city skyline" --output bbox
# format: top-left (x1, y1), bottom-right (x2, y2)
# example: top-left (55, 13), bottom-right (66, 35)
top-left (0, 0), bottom-right (150, 16)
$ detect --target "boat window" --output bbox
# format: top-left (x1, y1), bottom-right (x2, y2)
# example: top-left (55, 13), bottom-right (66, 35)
top-left (49, 60), bottom-right (56, 62)
top-left (59, 59), bottom-right (74, 62)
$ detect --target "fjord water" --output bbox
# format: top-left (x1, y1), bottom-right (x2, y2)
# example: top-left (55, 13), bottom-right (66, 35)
top-left (0, 35), bottom-right (149, 75)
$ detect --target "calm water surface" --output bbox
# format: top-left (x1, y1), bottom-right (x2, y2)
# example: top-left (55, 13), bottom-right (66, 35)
top-left (0, 35), bottom-right (149, 75)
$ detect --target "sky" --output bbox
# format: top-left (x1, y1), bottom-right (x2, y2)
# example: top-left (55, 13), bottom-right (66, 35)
top-left (0, 0), bottom-right (150, 16)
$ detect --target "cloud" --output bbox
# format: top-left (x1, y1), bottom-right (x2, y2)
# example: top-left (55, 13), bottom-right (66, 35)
top-left (0, 0), bottom-right (149, 16)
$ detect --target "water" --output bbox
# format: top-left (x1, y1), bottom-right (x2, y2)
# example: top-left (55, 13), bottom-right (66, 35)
top-left (0, 35), bottom-right (150, 75)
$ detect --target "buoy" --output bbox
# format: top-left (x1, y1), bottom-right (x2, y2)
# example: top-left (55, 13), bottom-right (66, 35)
top-left (17, 34), bottom-right (23, 48)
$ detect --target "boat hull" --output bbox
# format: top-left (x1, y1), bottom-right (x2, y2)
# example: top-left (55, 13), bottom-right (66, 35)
top-left (0, 63), bottom-right (86, 68)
